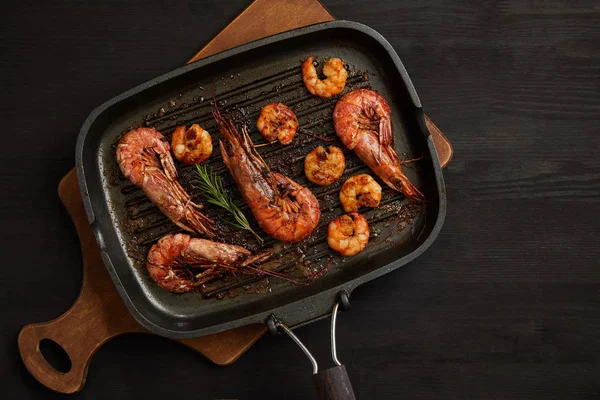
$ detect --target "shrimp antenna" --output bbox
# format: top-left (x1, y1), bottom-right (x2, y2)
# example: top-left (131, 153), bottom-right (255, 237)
top-left (243, 265), bottom-right (309, 286)
top-left (210, 90), bottom-right (221, 118)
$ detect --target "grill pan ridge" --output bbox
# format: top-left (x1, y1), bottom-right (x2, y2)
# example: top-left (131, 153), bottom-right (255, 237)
top-left (76, 21), bottom-right (446, 339)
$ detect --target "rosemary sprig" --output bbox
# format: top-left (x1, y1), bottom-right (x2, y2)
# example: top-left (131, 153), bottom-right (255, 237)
top-left (194, 164), bottom-right (263, 242)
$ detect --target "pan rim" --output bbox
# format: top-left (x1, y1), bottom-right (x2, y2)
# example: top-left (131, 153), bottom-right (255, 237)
top-left (75, 20), bottom-right (446, 339)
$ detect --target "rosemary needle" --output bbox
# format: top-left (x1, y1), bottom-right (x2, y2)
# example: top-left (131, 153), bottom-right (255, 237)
top-left (194, 164), bottom-right (263, 242)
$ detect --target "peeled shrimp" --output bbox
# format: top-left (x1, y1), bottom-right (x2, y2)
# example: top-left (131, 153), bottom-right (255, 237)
top-left (116, 128), bottom-right (215, 237)
top-left (327, 213), bottom-right (370, 256)
top-left (304, 145), bottom-right (346, 186)
top-left (256, 103), bottom-right (298, 145)
top-left (301, 56), bottom-right (348, 98)
top-left (333, 88), bottom-right (424, 201)
top-left (171, 124), bottom-right (213, 165)
top-left (147, 233), bottom-right (270, 293)
top-left (339, 174), bottom-right (382, 213)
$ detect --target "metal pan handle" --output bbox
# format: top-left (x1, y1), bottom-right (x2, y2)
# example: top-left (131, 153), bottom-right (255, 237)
top-left (267, 291), bottom-right (356, 400)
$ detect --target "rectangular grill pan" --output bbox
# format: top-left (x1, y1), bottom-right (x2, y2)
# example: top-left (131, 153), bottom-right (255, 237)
top-left (76, 21), bottom-right (446, 339)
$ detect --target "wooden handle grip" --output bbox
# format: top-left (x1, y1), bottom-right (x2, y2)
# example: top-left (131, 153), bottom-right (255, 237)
top-left (313, 365), bottom-right (356, 400)
top-left (18, 320), bottom-right (111, 394)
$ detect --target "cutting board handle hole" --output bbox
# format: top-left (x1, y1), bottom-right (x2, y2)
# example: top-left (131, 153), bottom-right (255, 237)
top-left (39, 339), bottom-right (72, 373)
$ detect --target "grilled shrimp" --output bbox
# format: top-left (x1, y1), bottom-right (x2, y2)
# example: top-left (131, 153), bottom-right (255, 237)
top-left (214, 106), bottom-right (320, 243)
top-left (147, 233), bottom-right (270, 293)
top-left (327, 213), bottom-right (369, 256)
top-left (117, 128), bottom-right (215, 237)
top-left (333, 89), bottom-right (424, 201)
top-left (302, 56), bottom-right (348, 98)
top-left (256, 103), bottom-right (298, 145)
top-left (171, 124), bottom-right (213, 165)
top-left (339, 174), bottom-right (382, 213)
top-left (304, 145), bottom-right (346, 186)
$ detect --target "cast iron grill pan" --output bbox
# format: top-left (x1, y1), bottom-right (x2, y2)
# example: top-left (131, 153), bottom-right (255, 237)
top-left (76, 21), bottom-right (446, 339)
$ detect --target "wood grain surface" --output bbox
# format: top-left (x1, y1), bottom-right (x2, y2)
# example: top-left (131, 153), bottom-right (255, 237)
top-left (190, 0), bottom-right (333, 60)
top-left (4, 0), bottom-right (600, 399)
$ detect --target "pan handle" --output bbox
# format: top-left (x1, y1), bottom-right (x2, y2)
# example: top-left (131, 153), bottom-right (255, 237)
top-left (313, 364), bottom-right (355, 400)
top-left (268, 291), bottom-right (356, 400)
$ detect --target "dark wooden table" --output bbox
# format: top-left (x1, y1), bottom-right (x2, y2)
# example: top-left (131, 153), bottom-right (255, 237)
top-left (3, 1), bottom-right (599, 399)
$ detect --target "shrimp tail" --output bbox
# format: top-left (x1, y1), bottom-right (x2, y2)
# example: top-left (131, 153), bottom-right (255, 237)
top-left (395, 174), bottom-right (425, 202)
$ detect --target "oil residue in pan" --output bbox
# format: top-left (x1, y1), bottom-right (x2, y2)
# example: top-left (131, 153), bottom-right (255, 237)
top-left (111, 64), bottom-right (424, 298)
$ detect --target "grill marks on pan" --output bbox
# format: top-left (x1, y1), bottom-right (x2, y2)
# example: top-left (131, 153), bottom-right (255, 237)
top-left (202, 196), bottom-right (413, 297)
top-left (145, 66), bottom-right (299, 126)
top-left (115, 67), bottom-right (418, 295)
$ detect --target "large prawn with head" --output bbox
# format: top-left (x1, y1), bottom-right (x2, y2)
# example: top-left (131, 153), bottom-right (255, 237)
top-left (213, 106), bottom-right (321, 243)
top-left (333, 89), bottom-right (424, 201)
top-left (147, 233), bottom-right (270, 293)
top-left (117, 128), bottom-right (215, 237)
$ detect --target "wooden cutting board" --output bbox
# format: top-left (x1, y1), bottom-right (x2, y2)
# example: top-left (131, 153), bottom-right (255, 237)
top-left (18, 0), bottom-right (453, 394)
